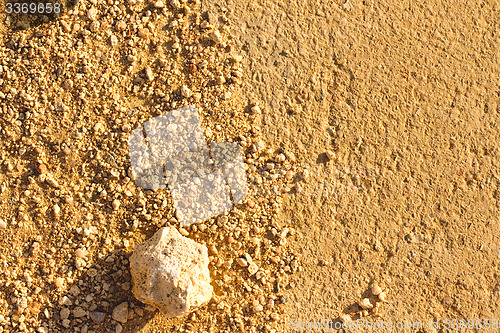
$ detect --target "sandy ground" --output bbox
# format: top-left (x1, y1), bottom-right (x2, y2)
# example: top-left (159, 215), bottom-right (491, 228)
top-left (202, 0), bottom-right (500, 332)
top-left (0, 0), bottom-right (499, 332)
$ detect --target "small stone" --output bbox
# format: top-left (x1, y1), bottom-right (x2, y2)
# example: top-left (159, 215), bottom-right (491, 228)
top-left (0, 219), bottom-right (6, 229)
top-left (90, 21), bottom-right (100, 32)
top-left (371, 283), bottom-right (382, 296)
top-left (359, 298), bottom-right (373, 309)
top-left (115, 20), bottom-right (127, 31)
top-left (339, 313), bottom-right (351, 323)
top-left (154, 0), bottom-right (164, 7)
top-left (248, 262), bottom-right (259, 275)
top-left (89, 311), bottom-right (106, 323)
top-left (179, 227), bottom-right (189, 236)
top-left (60, 307), bottom-right (70, 320)
top-left (275, 153), bottom-right (286, 163)
top-left (138, 28), bottom-right (150, 38)
top-left (112, 302), bottom-right (128, 323)
top-left (180, 85), bottom-right (191, 98)
top-left (64, 79), bottom-right (73, 90)
top-left (325, 150), bottom-right (335, 161)
top-left (115, 324), bottom-right (123, 333)
top-left (319, 259), bottom-right (329, 266)
top-left (112, 199), bottom-right (120, 210)
top-left (270, 312), bottom-right (279, 321)
top-left (208, 30), bottom-right (222, 44)
top-left (54, 277), bottom-right (65, 288)
top-left (232, 54), bottom-right (243, 62)
top-left (53, 204), bottom-right (61, 216)
top-left (37, 163), bottom-right (48, 174)
top-left (253, 304), bottom-right (263, 313)
top-left (253, 139), bottom-right (265, 152)
top-left (127, 55), bottom-right (137, 62)
top-left (74, 249), bottom-right (86, 258)
top-left (62, 319), bottom-right (70, 328)
top-left (87, 268), bottom-right (98, 278)
top-left (250, 105), bottom-right (261, 114)
top-left (236, 258), bottom-right (248, 267)
top-left (145, 66), bottom-right (154, 81)
top-left (280, 294), bottom-right (290, 303)
top-left (73, 307), bottom-right (86, 318)
top-left (378, 291), bottom-right (387, 302)
top-left (110, 35), bottom-right (118, 46)
top-left (170, 0), bottom-right (181, 8)
top-left (87, 7), bottom-right (97, 20)
top-left (302, 169), bottom-right (310, 180)
top-left (69, 285), bottom-right (80, 296)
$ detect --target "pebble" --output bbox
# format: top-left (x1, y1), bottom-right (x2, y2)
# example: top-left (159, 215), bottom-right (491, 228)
top-left (89, 311), bottom-right (106, 323)
top-left (236, 258), bottom-right (248, 267)
top-left (73, 307), bottom-right (86, 318)
top-left (115, 324), bottom-right (123, 333)
top-left (37, 163), bottom-right (48, 174)
top-left (208, 30), bottom-right (222, 44)
top-left (339, 313), bottom-right (351, 323)
top-left (60, 307), bottom-right (70, 320)
top-left (138, 28), bottom-right (150, 38)
top-left (87, 7), bottom-right (98, 20)
top-left (325, 150), bottom-right (335, 161)
top-left (378, 291), bottom-right (387, 302)
top-left (115, 20), bottom-right (127, 31)
top-left (275, 154), bottom-right (286, 163)
top-left (112, 199), bottom-right (121, 210)
top-left (0, 219), bottom-right (6, 229)
top-left (359, 298), bottom-right (373, 309)
top-left (371, 283), bottom-right (382, 296)
top-left (253, 139), bottom-right (265, 152)
top-left (154, 0), bottom-right (164, 8)
top-left (53, 204), bottom-right (61, 216)
top-left (180, 85), bottom-right (191, 97)
top-left (248, 262), bottom-right (259, 275)
top-left (250, 105), bottom-right (261, 114)
top-left (54, 277), bottom-right (65, 288)
top-left (253, 304), bottom-right (263, 313)
top-left (74, 249), bottom-right (87, 258)
top-left (90, 21), bottom-right (100, 32)
top-left (112, 302), bottom-right (128, 323)
top-left (107, 34), bottom-right (118, 47)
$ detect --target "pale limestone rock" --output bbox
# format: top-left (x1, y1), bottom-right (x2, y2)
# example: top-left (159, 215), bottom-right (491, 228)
top-left (130, 227), bottom-right (213, 318)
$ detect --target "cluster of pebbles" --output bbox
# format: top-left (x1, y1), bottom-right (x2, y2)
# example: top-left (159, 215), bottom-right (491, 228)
top-left (0, 0), bottom-right (302, 332)
top-left (339, 282), bottom-right (389, 325)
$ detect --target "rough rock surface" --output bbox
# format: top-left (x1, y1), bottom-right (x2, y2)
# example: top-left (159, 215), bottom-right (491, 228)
top-left (130, 227), bottom-right (213, 318)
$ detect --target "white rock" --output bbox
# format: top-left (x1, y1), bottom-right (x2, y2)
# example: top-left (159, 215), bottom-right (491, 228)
top-left (0, 219), bottom-right (6, 229)
top-left (130, 227), bottom-right (213, 318)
